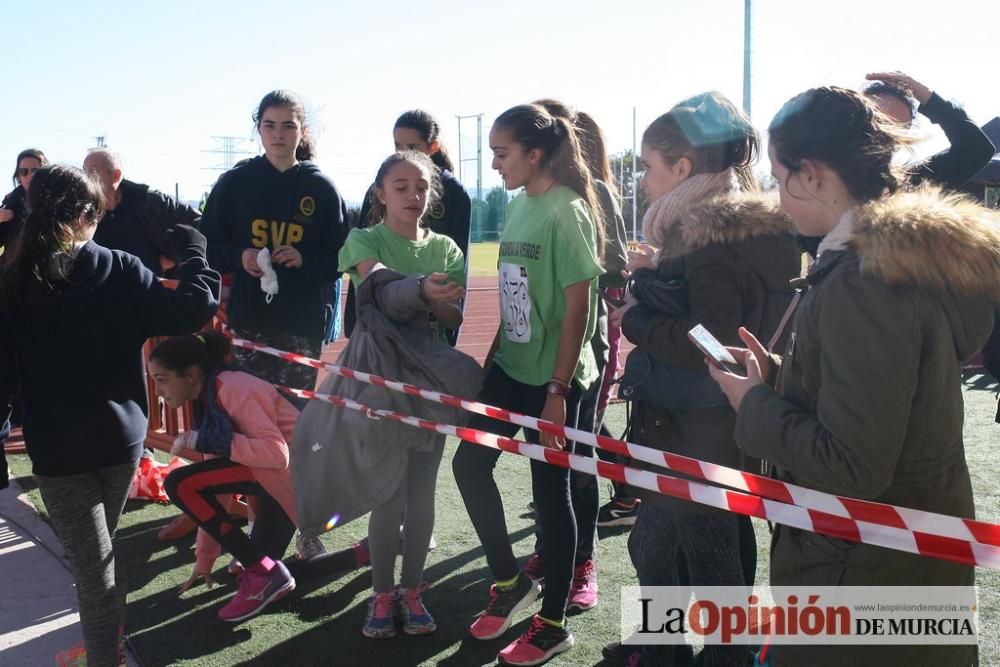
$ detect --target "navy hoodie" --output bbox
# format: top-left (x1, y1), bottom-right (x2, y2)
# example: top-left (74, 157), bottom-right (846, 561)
top-left (201, 156), bottom-right (348, 338)
top-left (0, 242), bottom-right (220, 476)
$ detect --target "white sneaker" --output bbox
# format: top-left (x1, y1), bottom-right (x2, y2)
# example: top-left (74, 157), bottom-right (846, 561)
top-left (398, 526), bottom-right (437, 552)
top-left (296, 532), bottom-right (327, 559)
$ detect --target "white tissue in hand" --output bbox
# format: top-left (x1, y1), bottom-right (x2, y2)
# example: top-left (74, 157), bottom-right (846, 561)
top-left (171, 430), bottom-right (198, 455)
top-left (257, 248), bottom-right (279, 303)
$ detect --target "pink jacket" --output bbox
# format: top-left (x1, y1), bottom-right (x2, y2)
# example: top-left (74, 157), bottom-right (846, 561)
top-left (188, 370), bottom-right (300, 572)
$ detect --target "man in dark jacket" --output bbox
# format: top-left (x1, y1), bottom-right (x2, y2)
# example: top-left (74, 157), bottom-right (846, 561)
top-left (799, 73), bottom-right (996, 257)
top-left (864, 71), bottom-right (996, 189)
top-left (84, 148), bottom-right (201, 276)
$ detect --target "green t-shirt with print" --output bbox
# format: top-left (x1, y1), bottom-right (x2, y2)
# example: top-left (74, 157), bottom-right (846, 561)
top-left (493, 185), bottom-right (604, 389)
top-left (338, 223), bottom-right (466, 341)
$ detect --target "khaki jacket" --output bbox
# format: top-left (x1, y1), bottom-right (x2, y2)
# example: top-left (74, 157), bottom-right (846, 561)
top-left (737, 188), bottom-right (1000, 666)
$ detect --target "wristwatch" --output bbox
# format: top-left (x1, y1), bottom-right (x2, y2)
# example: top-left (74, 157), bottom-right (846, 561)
top-left (415, 275), bottom-right (429, 304)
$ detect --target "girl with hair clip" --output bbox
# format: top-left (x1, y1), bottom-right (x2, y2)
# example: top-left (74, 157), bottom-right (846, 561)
top-left (452, 103), bottom-right (605, 666)
top-left (0, 165), bottom-right (219, 666)
top-left (710, 86), bottom-right (1000, 667)
top-left (0, 148), bottom-right (49, 257)
top-left (607, 92), bottom-right (800, 667)
top-left (200, 90), bottom-right (348, 405)
top-left (523, 99), bottom-right (629, 614)
top-left (329, 150), bottom-right (466, 639)
top-left (347, 109), bottom-right (472, 346)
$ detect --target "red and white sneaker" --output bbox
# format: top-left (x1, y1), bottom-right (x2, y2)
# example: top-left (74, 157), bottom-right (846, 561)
top-left (218, 560), bottom-right (295, 622)
top-left (469, 575), bottom-right (541, 640)
top-left (566, 559), bottom-right (598, 612)
top-left (498, 614), bottom-right (575, 666)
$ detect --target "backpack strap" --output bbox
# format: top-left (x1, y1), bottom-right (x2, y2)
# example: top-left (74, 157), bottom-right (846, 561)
top-left (766, 290), bottom-right (802, 353)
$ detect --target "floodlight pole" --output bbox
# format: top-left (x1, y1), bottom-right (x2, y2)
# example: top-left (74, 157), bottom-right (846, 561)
top-left (743, 0), bottom-right (752, 116)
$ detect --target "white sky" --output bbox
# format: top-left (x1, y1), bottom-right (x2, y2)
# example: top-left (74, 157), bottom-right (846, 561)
top-left (5, 0), bottom-right (998, 204)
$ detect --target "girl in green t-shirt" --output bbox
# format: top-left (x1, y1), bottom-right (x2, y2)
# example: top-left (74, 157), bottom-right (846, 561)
top-left (337, 151), bottom-right (465, 640)
top-left (452, 103), bottom-right (605, 667)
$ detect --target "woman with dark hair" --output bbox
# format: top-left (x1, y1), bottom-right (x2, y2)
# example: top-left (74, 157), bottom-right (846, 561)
top-left (200, 90), bottom-right (347, 559)
top-left (452, 103), bottom-right (605, 666)
top-left (0, 164), bottom-right (218, 666)
top-left (0, 148), bottom-right (49, 256)
top-left (348, 109), bottom-right (472, 345)
top-left (710, 85), bottom-right (999, 666)
top-left (201, 90), bottom-right (348, 399)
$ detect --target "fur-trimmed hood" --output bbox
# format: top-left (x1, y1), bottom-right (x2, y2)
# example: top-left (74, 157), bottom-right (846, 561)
top-left (659, 191), bottom-right (796, 259)
top-left (850, 186), bottom-right (1000, 296)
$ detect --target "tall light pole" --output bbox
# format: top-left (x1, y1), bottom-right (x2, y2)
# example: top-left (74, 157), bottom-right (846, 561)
top-left (743, 0), bottom-right (752, 116)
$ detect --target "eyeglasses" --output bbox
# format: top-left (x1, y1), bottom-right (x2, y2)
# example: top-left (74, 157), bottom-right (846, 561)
top-left (17, 167), bottom-right (40, 177)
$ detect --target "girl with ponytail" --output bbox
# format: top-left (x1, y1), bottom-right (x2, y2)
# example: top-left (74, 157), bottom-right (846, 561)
top-left (710, 86), bottom-right (995, 666)
top-left (452, 103), bottom-right (604, 666)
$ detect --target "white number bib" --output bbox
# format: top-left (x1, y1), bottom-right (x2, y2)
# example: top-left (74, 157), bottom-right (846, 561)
top-left (499, 262), bottom-right (531, 343)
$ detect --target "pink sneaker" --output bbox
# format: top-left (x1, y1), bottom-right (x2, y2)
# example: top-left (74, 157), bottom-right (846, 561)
top-left (218, 560), bottom-right (295, 622)
top-left (498, 614), bottom-right (575, 666)
top-left (522, 553), bottom-right (544, 586)
top-left (469, 575), bottom-right (541, 640)
top-left (566, 559), bottom-right (598, 612)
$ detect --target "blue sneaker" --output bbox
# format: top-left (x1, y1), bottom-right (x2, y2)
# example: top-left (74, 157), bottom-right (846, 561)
top-left (363, 591), bottom-right (397, 639)
top-left (396, 582), bottom-right (436, 635)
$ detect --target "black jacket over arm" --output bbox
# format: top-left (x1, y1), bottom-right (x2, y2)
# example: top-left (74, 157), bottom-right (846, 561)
top-left (910, 92), bottom-right (996, 189)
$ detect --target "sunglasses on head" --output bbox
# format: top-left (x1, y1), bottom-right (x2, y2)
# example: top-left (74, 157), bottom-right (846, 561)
top-left (17, 167), bottom-right (40, 177)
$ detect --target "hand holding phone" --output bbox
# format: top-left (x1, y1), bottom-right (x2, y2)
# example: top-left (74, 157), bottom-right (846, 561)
top-left (688, 324), bottom-right (745, 374)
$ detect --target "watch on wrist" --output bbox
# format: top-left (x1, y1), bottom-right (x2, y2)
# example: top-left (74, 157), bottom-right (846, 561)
top-left (416, 274), bottom-right (429, 303)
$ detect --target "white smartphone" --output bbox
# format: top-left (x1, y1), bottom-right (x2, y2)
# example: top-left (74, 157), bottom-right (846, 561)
top-left (687, 324), bottom-right (744, 374)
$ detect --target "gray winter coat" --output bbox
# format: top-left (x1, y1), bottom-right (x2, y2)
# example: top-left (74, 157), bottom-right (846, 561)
top-left (291, 267), bottom-right (483, 538)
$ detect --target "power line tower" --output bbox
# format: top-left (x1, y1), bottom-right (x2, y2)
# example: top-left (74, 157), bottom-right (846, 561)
top-left (94, 135), bottom-right (107, 148)
top-left (204, 136), bottom-right (256, 173)
top-left (456, 114), bottom-right (483, 240)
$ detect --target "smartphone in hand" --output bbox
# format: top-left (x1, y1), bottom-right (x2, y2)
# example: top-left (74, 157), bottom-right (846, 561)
top-left (687, 324), bottom-right (744, 374)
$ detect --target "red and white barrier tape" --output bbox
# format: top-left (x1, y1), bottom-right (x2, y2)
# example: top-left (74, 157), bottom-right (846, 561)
top-left (227, 334), bottom-right (1000, 556)
top-left (281, 385), bottom-right (1000, 570)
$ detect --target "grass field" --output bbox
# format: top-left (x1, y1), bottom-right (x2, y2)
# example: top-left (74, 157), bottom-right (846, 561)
top-left (8, 377), bottom-right (1000, 666)
top-left (468, 242), bottom-right (499, 278)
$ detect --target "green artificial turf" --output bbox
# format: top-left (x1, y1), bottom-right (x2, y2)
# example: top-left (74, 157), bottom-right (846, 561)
top-left (7, 371), bottom-right (1000, 665)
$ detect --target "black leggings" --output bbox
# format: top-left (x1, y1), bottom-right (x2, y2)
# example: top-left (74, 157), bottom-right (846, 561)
top-left (165, 457), bottom-right (296, 567)
top-left (453, 365), bottom-right (582, 621)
